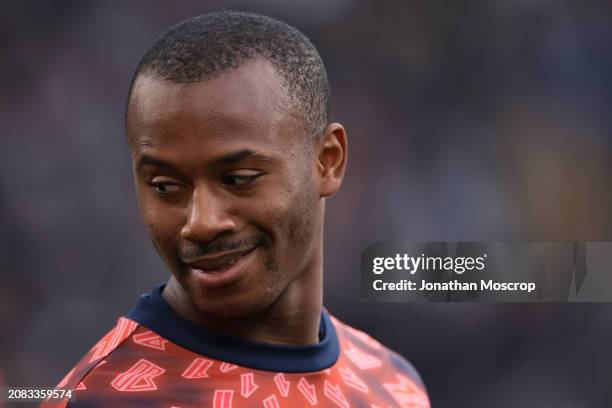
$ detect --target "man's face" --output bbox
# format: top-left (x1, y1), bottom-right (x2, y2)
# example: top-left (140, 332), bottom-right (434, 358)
top-left (126, 60), bottom-right (322, 318)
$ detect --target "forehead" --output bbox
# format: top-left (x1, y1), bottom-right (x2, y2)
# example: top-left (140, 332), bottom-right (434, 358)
top-left (126, 59), bottom-right (298, 154)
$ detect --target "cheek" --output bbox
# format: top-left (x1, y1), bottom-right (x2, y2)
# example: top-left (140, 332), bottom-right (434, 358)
top-left (288, 190), bottom-right (316, 245)
top-left (273, 177), bottom-right (319, 257)
top-left (140, 200), bottom-right (184, 256)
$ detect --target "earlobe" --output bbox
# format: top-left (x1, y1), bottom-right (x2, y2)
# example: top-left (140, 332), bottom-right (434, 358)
top-left (317, 123), bottom-right (348, 197)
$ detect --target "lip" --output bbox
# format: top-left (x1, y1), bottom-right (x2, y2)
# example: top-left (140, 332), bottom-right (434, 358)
top-left (184, 246), bottom-right (258, 288)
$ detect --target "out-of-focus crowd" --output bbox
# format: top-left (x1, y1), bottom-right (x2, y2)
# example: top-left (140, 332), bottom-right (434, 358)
top-left (1, 1), bottom-right (611, 406)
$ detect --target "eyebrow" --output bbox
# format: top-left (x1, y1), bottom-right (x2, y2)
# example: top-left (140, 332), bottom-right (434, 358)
top-left (213, 149), bottom-right (276, 166)
top-left (136, 149), bottom-right (276, 172)
top-left (136, 155), bottom-right (176, 172)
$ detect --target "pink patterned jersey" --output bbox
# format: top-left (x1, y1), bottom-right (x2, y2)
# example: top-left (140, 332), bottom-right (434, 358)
top-left (43, 285), bottom-right (429, 408)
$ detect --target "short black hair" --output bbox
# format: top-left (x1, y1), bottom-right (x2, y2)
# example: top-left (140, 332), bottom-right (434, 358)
top-left (128, 11), bottom-right (330, 139)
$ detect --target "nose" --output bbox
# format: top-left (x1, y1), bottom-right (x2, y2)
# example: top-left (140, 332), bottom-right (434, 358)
top-left (180, 185), bottom-right (236, 243)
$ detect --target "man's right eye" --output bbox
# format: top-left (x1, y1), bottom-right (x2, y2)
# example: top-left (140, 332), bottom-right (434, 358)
top-left (149, 182), bottom-right (183, 195)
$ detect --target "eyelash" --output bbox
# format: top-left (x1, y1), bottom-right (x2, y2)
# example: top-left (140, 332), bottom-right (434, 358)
top-left (148, 173), bottom-right (263, 195)
top-left (222, 174), bottom-right (262, 188)
top-left (149, 182), bottom-right (183, 195)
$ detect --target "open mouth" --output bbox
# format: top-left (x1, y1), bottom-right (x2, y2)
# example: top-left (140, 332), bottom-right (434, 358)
top-left (184, 245), bottom-right (258, 273)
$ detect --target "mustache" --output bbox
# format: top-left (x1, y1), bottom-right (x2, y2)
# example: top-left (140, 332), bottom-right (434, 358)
top-left (179, 232), bottom-right (270, 262)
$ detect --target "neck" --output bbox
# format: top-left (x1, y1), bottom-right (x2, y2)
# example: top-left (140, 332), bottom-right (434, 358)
top-left (163, 243), bottom-right (323, 345)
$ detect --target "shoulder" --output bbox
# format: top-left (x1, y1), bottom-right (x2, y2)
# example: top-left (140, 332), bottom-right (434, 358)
top-left (42, 317), bottom-right (140, 408)
top-left (328, 313), bottom-right (427, 390)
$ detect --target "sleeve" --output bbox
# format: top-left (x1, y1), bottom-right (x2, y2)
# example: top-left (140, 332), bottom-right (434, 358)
top-left (40, 317), bottom-right (139, 408)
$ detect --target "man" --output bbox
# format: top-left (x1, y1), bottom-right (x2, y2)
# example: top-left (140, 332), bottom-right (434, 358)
top-left (45, 11), bottom-right (429, 408)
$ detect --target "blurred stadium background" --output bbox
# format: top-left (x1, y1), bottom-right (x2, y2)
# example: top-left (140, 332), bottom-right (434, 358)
top-left (1, 1), bottom-right (611, 406)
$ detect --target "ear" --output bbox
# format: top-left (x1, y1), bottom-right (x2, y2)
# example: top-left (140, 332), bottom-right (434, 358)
top-left (316, 123), bottom-right (348, 197)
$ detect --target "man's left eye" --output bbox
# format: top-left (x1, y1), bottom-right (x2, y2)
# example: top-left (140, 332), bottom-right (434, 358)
top-left (222, 173), bottom-right (261, 187)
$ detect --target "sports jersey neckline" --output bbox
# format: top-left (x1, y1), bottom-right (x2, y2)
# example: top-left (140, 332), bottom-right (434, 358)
top-left (125, 284), bottom-right (339, 373)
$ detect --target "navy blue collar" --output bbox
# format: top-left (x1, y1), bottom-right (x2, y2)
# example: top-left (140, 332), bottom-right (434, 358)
top-left (126, 284), bottom-right (339, 373)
